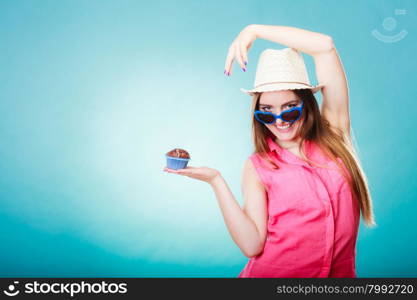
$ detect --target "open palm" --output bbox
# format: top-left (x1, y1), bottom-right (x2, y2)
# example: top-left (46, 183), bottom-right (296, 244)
top-left (163, 166), bottom-right (220, 185)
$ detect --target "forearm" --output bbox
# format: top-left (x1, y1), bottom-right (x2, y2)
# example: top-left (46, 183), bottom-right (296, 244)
top-left (249, 24), bottom-right (334, 56)
top-left (209, 174), bottom-right (262, 258)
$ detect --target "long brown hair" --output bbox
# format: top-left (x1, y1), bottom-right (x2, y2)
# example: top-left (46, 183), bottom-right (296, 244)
top-left (251, 89), bottom-right (376, 228)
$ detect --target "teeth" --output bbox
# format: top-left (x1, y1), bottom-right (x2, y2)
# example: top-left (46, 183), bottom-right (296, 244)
top-left (277, 123), bottom-right (291, 129)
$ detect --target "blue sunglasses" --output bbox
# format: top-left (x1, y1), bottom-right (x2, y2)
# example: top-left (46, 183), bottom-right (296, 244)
top-left (254, 101), bottom-right (304, 125)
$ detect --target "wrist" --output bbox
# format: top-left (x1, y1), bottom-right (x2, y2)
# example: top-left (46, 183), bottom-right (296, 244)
top-left (209, 171), bottom-right (223, 187)
top-left (247, 24), bottom-right (262, 39)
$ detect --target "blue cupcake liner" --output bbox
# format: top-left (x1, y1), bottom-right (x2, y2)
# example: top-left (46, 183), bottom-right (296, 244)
top-left (166, 155), bottom-right (190, 170)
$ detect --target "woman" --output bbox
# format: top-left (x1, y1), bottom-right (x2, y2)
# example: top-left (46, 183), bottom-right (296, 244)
top-left (163, 24), bottom-right (376, 278)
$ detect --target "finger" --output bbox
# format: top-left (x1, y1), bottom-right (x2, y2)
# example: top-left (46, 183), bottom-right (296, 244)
top-left (235, 44), bottom-right (245, 71)
top-left (177, 169), bottom-right (193, 175)
top-left (240, 42), bottom-right (248, 67)
top-left (164, 167), bottom-right (180, 173)
top-left (224, 46), bottom-right (235, 76)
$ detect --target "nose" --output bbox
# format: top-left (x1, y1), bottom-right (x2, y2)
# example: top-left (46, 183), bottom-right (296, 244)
top-left (268, 109), bottom-right (287, 124)
top-left (277, 117), bottom-right (290, 125)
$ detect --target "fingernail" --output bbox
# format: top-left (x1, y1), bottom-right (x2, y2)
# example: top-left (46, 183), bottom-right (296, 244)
top-left (224, 70), bottom-right (226, 75)
top-left (242, 67), bottom-right (246, 72)
top-left (244, 61), bottom-right (247, 65)
top-left (227, 72), bottom-right (230, 76)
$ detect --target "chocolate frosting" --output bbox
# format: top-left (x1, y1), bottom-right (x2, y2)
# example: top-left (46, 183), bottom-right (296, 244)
top-left (166, 148), bottom-right (190, 159)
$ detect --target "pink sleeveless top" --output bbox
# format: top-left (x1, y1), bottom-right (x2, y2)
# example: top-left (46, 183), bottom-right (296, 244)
top-left (238, 136), bottom-right (360, 278)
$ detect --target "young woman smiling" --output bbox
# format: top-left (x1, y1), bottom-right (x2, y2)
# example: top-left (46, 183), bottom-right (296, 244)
top-left (164, 24), bottom-right (376, 278)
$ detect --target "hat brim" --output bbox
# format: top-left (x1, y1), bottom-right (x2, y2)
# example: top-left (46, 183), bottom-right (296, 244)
top-left (240, 83), bottom-right (324, 96)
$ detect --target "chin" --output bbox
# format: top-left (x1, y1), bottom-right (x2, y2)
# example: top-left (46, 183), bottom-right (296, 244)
top-left (270, 123), bottom-right (301, 143)
top-left (279, 135), bottom-right (296, 141)
top-left (275, 133), bottom-right (297, 141)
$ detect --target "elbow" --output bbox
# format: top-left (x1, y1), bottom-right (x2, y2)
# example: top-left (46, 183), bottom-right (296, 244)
top-left (244, 253), bottom-right (260, 259)
top-left (244, 249), bottom-right (263, 259)
top-left (243, 243), bottom-right (264, 258)
top-left (323, 35), bottom-right (335, 52)
top-left (312, 35), bottom-right (334, 55)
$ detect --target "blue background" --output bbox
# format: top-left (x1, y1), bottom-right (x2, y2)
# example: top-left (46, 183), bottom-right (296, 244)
top-left (1, 0), bottom-right (416, 277)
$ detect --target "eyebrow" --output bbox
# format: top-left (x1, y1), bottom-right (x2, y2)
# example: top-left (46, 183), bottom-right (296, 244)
top-left (259, 100), bottom-right (299, 108)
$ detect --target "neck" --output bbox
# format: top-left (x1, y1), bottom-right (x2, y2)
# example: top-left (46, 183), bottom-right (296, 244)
top-left (275, 136), bottom-right (301, 149)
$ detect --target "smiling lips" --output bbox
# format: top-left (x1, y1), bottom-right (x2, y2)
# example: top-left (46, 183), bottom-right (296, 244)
top-left (276, 122), bottom-right (292, 130)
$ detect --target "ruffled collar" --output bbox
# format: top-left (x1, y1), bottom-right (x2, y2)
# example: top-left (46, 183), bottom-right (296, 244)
top-left (266, 136), bottom-right (314, 167)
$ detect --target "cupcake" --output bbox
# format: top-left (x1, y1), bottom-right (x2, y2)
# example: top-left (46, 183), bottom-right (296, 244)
top-left (165, 148), bottom-right (190, 170)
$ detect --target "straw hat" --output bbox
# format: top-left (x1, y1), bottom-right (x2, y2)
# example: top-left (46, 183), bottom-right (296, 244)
top-left (240, 48), bottom-right (324, 96)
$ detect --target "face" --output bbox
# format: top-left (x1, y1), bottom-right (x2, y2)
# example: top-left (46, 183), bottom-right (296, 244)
top-left (258, 90), bottom-right (304, 143)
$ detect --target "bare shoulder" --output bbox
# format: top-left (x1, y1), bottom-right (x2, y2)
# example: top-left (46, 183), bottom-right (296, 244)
top-left (242, 156), bottom-right (264, 188)
top-left (243, 157), bottom-right (256, 175)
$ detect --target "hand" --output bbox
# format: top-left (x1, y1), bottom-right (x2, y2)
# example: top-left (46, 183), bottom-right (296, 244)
top-left (163, 166), bottom-right (221, 185)
top-left (224, 24), bottom-right (257, 76)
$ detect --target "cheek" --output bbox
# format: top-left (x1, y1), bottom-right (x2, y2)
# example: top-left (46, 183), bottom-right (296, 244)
top-left (293, 119), bottom-right (304, 133)
top-left (266, 124), bottom-right (275, 132)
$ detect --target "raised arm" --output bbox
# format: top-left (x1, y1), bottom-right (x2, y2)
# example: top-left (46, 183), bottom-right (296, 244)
top-left (313, 46), bottom-right (350, 140)
top-left (227, 24), bottom-right (350, 139)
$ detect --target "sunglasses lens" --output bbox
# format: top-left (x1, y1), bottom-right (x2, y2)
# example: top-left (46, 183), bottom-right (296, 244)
top-left (282, 110), bottom-right (301, 122)
top-left (257, 113), bottom-right (275, 124)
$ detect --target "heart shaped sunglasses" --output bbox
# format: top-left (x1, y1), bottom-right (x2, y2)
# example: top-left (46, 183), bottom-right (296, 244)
top-left (254, 100), bottom-right (304, 125)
